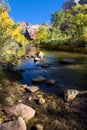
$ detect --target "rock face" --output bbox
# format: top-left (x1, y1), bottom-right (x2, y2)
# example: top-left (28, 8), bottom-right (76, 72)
top-left (0, 117), bottom-right (26, 130)
top-left (32, 76), bottom-right (46, 82)
top-left (64, 89), bottom-right (79, 102)
top-left (5, 103), bottom-right (36, 121)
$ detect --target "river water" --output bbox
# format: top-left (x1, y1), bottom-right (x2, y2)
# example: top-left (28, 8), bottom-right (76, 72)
top-left (17, 51), bottom-right (87, 92)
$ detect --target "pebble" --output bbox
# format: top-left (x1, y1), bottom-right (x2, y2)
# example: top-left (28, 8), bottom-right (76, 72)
top-left (39, 97), bottom-right (45, 104)
top-left (35, 124), bottom-right (43, 130)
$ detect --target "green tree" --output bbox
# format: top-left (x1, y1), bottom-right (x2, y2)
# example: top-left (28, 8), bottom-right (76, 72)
top-left (50, 10), bottom-right (65, 40)
top-left (51, 10), bottom-right (65, 28)
top-left (65, 4), bottom-right (87, 45)
top-left (30, 24), bottom-right (49, 46)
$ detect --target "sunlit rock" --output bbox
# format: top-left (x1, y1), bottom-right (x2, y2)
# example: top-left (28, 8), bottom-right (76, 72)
top-left (64, 89), bottom-right (79, 102)
top-left (39, 97), bottom-right (45, 104)
top-left (36, 51), bottom-right (44, 59)
top-left (34, 57), bottom-right (41, 62)
top-left (5, 103), bottom-right (36, 121)
top-left (35, 123), bottom-right (43, 130)
top-left (0, 117), bottom-right (26, 130)
top-left (24, 85), bottom-right (39, 93)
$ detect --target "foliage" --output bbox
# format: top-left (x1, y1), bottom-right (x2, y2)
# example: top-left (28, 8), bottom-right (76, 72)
top-left (64, 4), bottom-right (87, 46)
top-left (0, 0), bottom-right (10, 11)
top-left (51, 10), bottom-right (65, 28)
top-left (50, 10), bottom-right (65, 40)
top-left (0, 5), bottom-right (28, 61)
top-left (30, 24), bottom-right (49, 45)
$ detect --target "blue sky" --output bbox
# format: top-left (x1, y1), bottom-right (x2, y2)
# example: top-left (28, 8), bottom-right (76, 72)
top-left (8, 0), bottom-right (65, 24)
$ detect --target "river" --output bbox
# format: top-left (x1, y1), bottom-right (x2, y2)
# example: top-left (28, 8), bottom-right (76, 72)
top-left (17, 50), bottom-right (87, 92)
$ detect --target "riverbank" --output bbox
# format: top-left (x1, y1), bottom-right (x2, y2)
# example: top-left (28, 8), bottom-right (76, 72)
top-left (40, 41), bottom-right (87, 54)
top-left (0, 69), bottom-right (87, 130)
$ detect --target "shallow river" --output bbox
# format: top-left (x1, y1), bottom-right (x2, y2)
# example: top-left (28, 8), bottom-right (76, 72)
top-left (17, 51), bottom-right (87, 92)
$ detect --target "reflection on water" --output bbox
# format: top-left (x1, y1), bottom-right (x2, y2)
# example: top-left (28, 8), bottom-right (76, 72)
top-left (17, 51), bottom-right (87, 91)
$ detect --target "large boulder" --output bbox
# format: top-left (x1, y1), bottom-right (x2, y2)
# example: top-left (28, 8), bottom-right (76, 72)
top-left (0, 117), bottom-right (26, 130)
top-left (5, 103), bottom-right (36, 121)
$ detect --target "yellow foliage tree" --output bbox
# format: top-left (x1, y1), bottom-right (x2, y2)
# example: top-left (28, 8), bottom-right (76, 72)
top-left (0, 5), bottom-right (28, 61)
top-left (31, 25), bottom-right (48, 46)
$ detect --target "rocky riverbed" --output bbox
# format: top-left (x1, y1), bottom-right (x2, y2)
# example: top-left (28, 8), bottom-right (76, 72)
top-left (0, 78), bottom-right (87, 130)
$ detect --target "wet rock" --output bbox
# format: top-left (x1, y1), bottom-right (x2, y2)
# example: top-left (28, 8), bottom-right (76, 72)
top-left (5, 103), bottom-right (36, 121)
top-left (64, 89), bottom-right (79, 102)
top-left (0, 117), bottom-right (26, 130)
top-left (24, 86), bottom-right (39, 93)
top-left (35, 124), bottom-right (43, 130)
top-left (32, 76), bottom-right (46, 83)
top-left (46, 79), bottom-right (55, 85)
top-left (58, 58), bottom-right (76, 64)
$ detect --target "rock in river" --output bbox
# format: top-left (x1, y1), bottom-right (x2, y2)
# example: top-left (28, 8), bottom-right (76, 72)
top-left (46, 79), bottom-right (55, 85)
top-left (36, 51), bottom-right (44, 59)
top-left (41, 63), bottom-right (51, 68)
top-left (58, 58), bottom-right (76, 64)
top-left (32, 76), bottom-right (46, 82)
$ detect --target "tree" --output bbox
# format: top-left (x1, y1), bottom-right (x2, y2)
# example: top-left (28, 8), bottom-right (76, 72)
top-left (0, 0), bottom-right (10, 11)
top-left (0, 5), bottom-right (28, 61)
top-left (30, 24), bottom-right (49, 46)
top-left (51, 10), bottom-right (65, 28)
top-left (50, 10), bottom-right (65, 40)
top-left (64, 4), bottom-right (87, 45)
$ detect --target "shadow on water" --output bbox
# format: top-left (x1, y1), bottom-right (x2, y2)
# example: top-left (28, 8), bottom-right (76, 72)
top-left (17, 50), bottom-right (87, 93)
